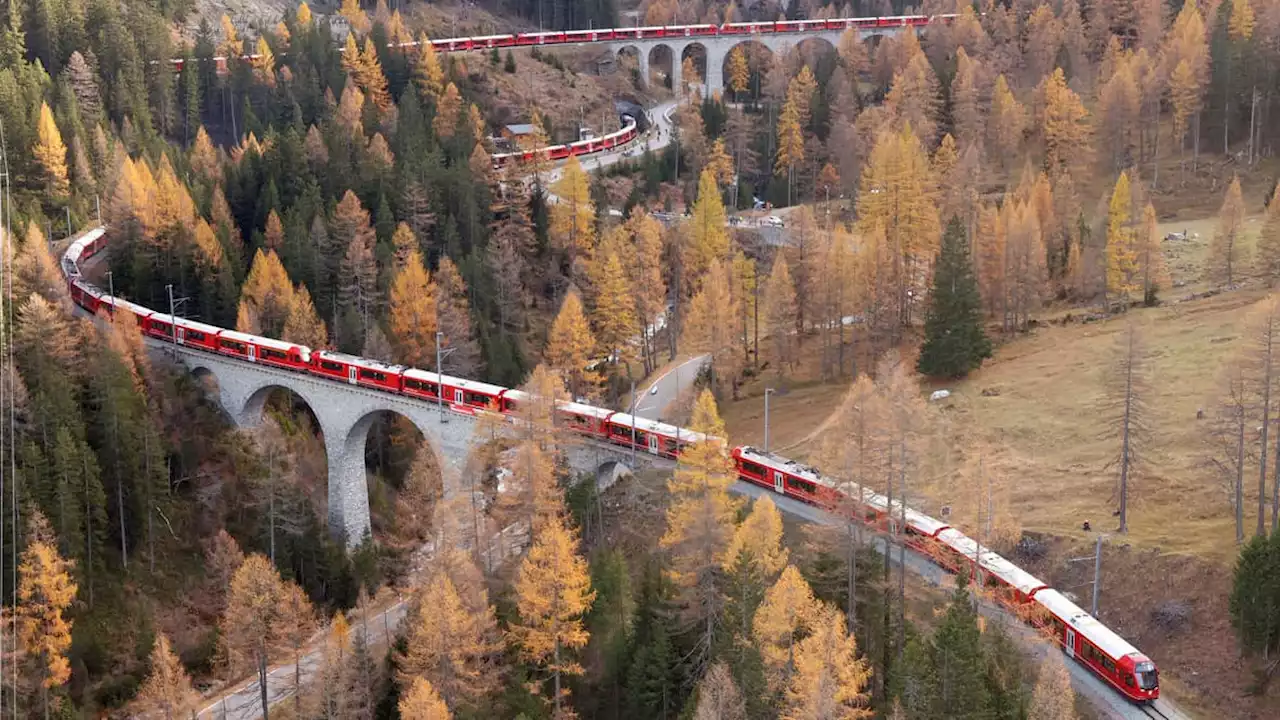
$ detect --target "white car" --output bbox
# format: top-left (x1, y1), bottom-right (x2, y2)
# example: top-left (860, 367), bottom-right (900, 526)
top-left (649, 385), bottom-right (659, 395)
top-left (765, 215), bottom-right (784, 227)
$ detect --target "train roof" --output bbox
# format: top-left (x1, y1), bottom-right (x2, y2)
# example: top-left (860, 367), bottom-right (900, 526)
top-left (315, 349), bottom-right (404, 372)
top-left (150, 314), bottom-right (223, 336)
top-left (471, 34), bottom-right (514, 41)
top-left (220, 329), bottom-right (311, 353)
top-left (1033, 588), bottom-right (1142, 660)
top-left (736, 445), bottom-right (827, 484)
top-left (64, 227), bottom-right (106, 262)
top-left (977, 549), bottom-right (1048, 595)
top-left (559, 402), bottom-right (614, 420)
top-left (610, 413), bottom-right (707, 443)
top-left (445, 375), bottom-right (510, 396)
top-left (105, 297), bottom-right (153, 317)
top-left (903, 507), bottom-right (950, 537)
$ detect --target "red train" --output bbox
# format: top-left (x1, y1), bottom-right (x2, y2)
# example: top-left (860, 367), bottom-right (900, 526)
top-left (167, 14), bottom-right (950, 73)
top-left (490, 116), bottom-right (638, 168)
top-left (63, 221), bottom-right (1159, 707)
top-left (731, 446), bottom-right (1160, 703)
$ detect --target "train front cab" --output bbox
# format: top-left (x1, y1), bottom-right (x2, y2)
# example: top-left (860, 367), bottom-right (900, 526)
top-left (1035, 589), bottom-right (1159, 703)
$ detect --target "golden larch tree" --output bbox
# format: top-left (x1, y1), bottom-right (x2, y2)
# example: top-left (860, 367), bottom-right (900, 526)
top-left (680, 260), bottom-right (741, 394)
top-left (510, 516), bottom-right (595, 717)
top-left (399, 678), bottom-right (453, 720)
top-left (434, 83), bottom-right (463, 139)
top-left (589, 249), bottom-right (639, 374)
top-left (885, 53), bottom-right (940, 146)
top-left (1028, 649), bottom-right (1077, 720)
top-left (550, 156), bottom-right (596, 276)
top-left (282, 285), bottom-right (329, 348)
top-left (545, 290), bottom-right (599, 399)
top-left (856, 124), bottom-right (940, 330)
top-left (1039, 68), bottom-right (1090, 174)
top-left (1255, 184), bottom-right (1280, 285)
top-left (221, 554), bottom-right (298, 719)
top-left (33, 102), bottom-right (69, 197)
top-left (625, 209), bottom-right (667, 373)
top-left (339, 0), bottom-right (370, 34)
top-left (727, 47), bottom-right (750, 100)
top-left (296, 1), bottom-right (313, 25)
top-left (17, 512), bottom-right (77, 718)
top-left (237, 249), bottom-right (295, 338)
top-left (389, 250), bottom-right (439, 368)
top-left (1106, 171), bottom-right (1139, 303)
top-left (987, 75), bottom-right (1025, 166)
top-left (499, 439), bottom-right (566, 537)
top-left (722, 495), bottom-right (788, 577)
top-left (252, 37), bottom-right (276, 86)
top-left (707, 138), bottom-right (735, 189)
top-left (1136, 202), bottom-right (1168, 303)
top-left (686, 169), bottom-right (730, 285)
top-left (780, 605), bottom-right (873, 720)
top-left (391, 222), bottom-right (417, 273)
top-left (135, 633), bottom-right (197, 720)
top-left (359, 37), bottom-right (392, 110)
top-left (764, 253), bottom-right (799, 375)
top-left (661, 390), bottom-right (739, 669)
top-left (414, 33), bottom-right (446, 101)
top-left (753, 565), bottom-right (822, 694)
top-left (398, 573), bottom-right (499, 711)
top-left (1206, 175), bottom-right (1247, 287)
top-left (775, 96), bottom-right (806, 197)
top-left (264, 210), bottom-right (285, 252)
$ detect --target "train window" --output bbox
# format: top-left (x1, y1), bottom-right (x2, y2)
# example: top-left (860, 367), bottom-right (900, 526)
top-left (740, 461), bottom-right (765, 476)
top-left (406, 379), bottom-right (439, 395)
top-left (153, 322), bottom-right (171, 333)
top-left (261, 348), bottom-right (286, 362)
top-left (187, 330), bottom-right (206, 342)
top-left (320, 361), bottom-right (345, 372)
top-left (466, 392), bottom-right (491, 406)
top-left (359, 369), bottom-right (387, 382)
top-left (219, 339), bottom-right (246, 353)
top-left (788, 478), bottom-right (817, 495)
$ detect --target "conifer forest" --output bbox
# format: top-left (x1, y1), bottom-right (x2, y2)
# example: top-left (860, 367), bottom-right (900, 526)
top-left (5, 0), bottom-right (1280, 717)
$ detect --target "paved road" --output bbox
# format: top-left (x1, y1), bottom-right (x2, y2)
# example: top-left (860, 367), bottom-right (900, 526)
top-left (730, 482), bottom-right (1193, 720)
top-left (633, 354), bottom-right (708, 421)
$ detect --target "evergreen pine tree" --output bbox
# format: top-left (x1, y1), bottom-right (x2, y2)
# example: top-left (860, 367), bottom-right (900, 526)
top-left (1229, 530), bottom-right (1280, 661)
top-left (917, 217), bottom-right (992, 378)
top-left (933, 573), bottom-right (992, 718)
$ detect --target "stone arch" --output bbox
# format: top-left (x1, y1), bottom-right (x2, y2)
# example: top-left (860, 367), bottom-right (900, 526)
top-left (648, 43), bottom-right (675, 88)
top-left (339, 408), bottom-right (444, 543)
top-left (594, 459), bottom-right (633, 490)
top-left (240, 381), bottom-right (325, 433)
top-left (616, 44), bottom-right (643, 85)
top-left (680, 41), bottom-right (708, 91)
top-left (720, 40), bottom-right (775, 101)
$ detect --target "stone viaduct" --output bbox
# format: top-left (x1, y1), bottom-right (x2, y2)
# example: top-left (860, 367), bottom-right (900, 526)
top-left (608, 24), bottom-right (911, 97)
top-left (145, 340), bottom-right (672, 545)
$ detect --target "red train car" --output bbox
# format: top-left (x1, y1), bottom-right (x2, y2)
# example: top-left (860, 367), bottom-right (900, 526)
top-left (216, 330), bottom-right (312, 371)
top-left (1034, 589), bottom-right (1159, 702)
top-left (311, 351), bottom-right (404, 392)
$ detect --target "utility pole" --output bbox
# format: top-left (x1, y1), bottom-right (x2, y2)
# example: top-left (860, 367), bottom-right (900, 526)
top-left (763, 387), bottom-right (774, 453)
top-left (1067, 534), bottom-right (1107, 616)
top-left (629, 379), bottom-right (637, 463)
top-left (105, 271), bottom-right (114, 318)
top-left (167, 284), bottom-right (178, 358)
top-left (436, 330), bottom-right (446, 423)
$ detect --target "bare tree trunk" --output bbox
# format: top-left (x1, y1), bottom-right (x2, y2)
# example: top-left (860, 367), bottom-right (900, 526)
top-left (1118, 332), bottom-right (1135, 534)
top-left (259, 650), bottom-right (270, 720)
top-left (1237, 403), bottom-right (1246, 544)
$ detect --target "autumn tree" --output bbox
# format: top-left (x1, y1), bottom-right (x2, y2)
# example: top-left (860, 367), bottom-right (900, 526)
top-left (222, 554), bottom-right (306, 719)
top-left (686, 169), bottom-right (731, 285)
top-left (414, 33), bottom-right (446, 100)
top-left (435, 83), bottom-right (463, 139)
top-left (951, 48), bottom-right (983, 151)
top-left (435, 257), bottom-right (482, 376)
top-left (625, 210), bottom-right (667, 374)
top-left (987, 75), bottom-right (1025, 168)
top-left (681, 260), bottom-right (741, 396)
top-left (510, 516), bottom-right (595, 717)
top-left (1028, 650), bottom-right (1077, 720)
top-left (389, 250), bottom-right (439, 368)
top-left (724, 495), bottom-right (788, 579)
top-left (775, 97), bottom-right (805, 205)
top-left (918, 218), bottom-right (991, 378)
top-left (546, 290), bottom-right (599, 399)
top-left (1258, 186), bottom-right (1280, 285)
top-left (17, 512), bottom-right (76, 718)
top-left (1102, 323), bottom-right (1150, 534)
top-left (282, 285), bottom-right (329, 348)
top-left (1039, 68), bottom-right (1090, 174)
top-left (727, 47), bottom-right (750, 101)
top-left (550, 156), bottom-right (596, 278)
top-left (886, 53), bottom-right (941, 146)
top-left (661, 390), bottom-right (738, 672)
top-left (589, 249), bottom-right (639, 376)
top-left (753, 565), bottom-right (822, 694)
top-left (237, 249), bottom-right (295, 337)
top-left (33, 102), bottom-right (69, 198)
top-left (253, 37), bottom-right (276, 86)
top-left (135, 633), bottom-right (198, 720)
top-left (1136, 202), bottom-right (1168, 305)
top-left (1206, 175), bottom-right (1247, 288)
top-left (781, 605), bottom-right (873, 720)
top-left (764, 253), bottom-right (799, 376)
top-left (1106, 171), bottom-right (1140, 306)
top-left (856, 125), bottom-right (940, 332)
top-left (694, 662), bottom-right (747, 720)
top-left (399, 678), bottom-right (453, 720)
top-left (399, 572), bottom-right (499, 711)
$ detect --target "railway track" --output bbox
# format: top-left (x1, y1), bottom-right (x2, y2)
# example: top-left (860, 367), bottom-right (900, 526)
top-left (1138, 700), bottom-right (1175, 720)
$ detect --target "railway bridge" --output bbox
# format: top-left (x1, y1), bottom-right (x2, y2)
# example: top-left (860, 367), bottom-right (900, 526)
top-left (145, 338), bottom-right (672, 545)
top-left (609, 23), bottom-right (912, 96)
